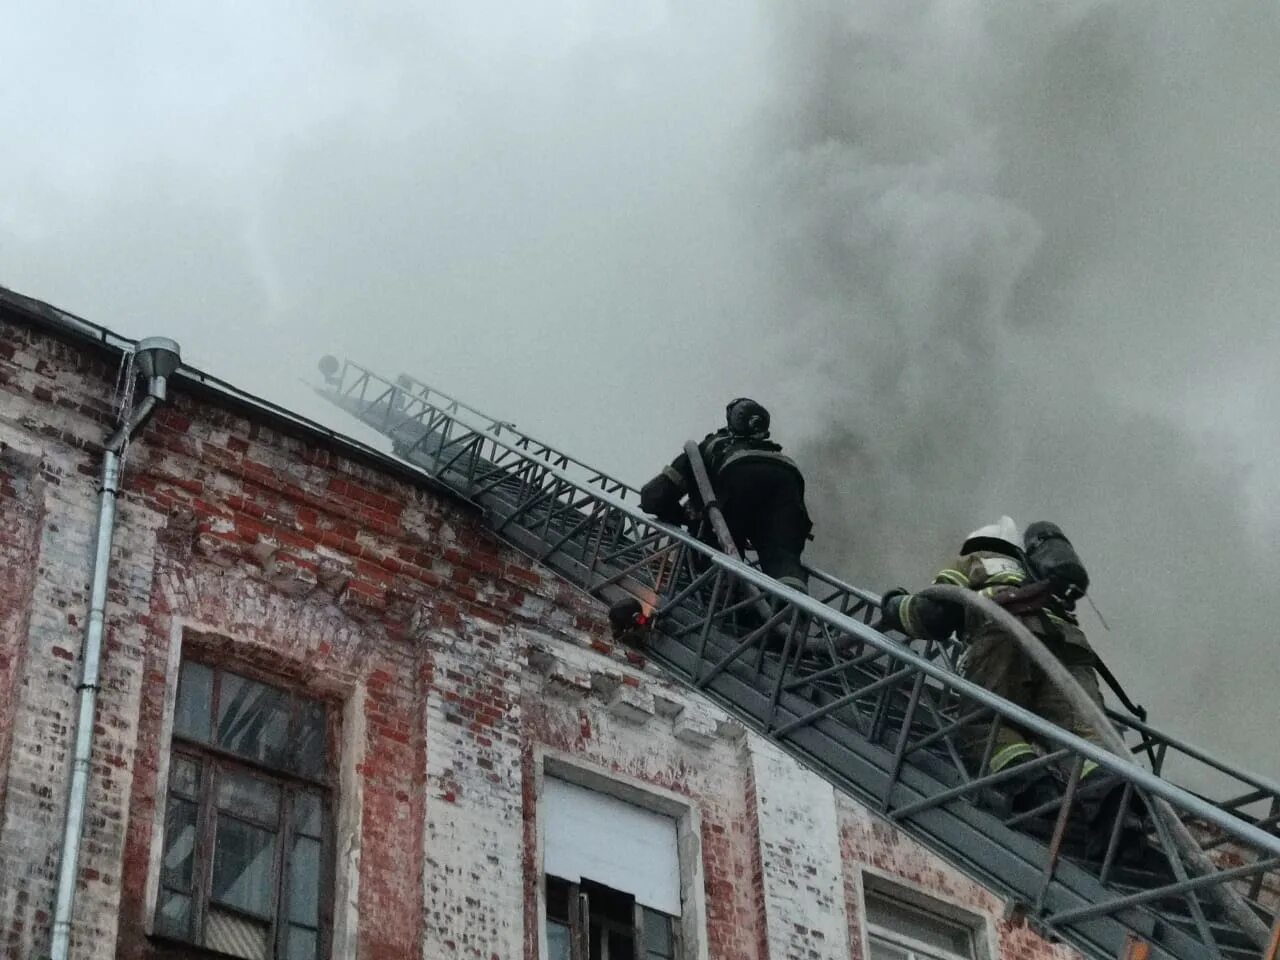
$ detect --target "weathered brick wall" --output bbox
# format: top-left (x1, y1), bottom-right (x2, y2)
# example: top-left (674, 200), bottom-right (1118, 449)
top-left (837, 800), bottom-right (1082, 960)
top-left (0, 310), bottom-right (1086, 960)
top-left (521, 634), bottom-right (763, 960)
top-left (748, 740), bottom-right (851, 960)
top-left (422, 618), bottom-right (526, 959)
top-left (0, 421), bottom-right (45, 816)
top-left (0, 327), bottom-right (161, 960)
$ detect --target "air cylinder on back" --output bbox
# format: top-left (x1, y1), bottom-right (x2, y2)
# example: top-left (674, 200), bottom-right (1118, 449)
top-left (1023, 521), bottom-right (1090, 600)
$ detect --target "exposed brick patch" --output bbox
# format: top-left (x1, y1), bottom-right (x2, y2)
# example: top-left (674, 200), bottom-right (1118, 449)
top-left (837, 798), bottom-right (1083, 960)
top-left (749, 740), bottom-right (851, 959)
top-left (0, 442), bottom-right (45, 819)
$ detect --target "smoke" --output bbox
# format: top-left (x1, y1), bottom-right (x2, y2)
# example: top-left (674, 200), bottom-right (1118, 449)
top-left (746, 0), bottom-right (1280, 780)
top-left (2, 1), bottom-right (1277, 780)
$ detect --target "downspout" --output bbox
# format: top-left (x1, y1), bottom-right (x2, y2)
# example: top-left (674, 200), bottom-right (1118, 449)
top-left (50, 337), bottom-right (181, 960)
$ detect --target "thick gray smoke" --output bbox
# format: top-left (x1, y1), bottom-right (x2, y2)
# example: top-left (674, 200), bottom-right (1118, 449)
top-left (2, 2), bottom-right (1276, 779)
top-left (749, 2), bottom-right (1280, 779)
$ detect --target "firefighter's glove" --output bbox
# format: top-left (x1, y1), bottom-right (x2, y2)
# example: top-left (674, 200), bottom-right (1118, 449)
top-left (876, 588), bottom-right (910, 634)
top-left (911, 595), bottom-right (963, 640)
top-left (879, 590), bottom-right (962, 639)
top-left (657, 503), bottom-right (688, 526)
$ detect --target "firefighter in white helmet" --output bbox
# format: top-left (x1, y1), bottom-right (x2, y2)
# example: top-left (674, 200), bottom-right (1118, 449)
top-left (879, 517), bottom-right (1107, 809)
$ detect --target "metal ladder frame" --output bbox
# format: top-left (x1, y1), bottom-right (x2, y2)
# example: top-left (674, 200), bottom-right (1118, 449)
top-left (319, 359), bottom-right (1280, 960)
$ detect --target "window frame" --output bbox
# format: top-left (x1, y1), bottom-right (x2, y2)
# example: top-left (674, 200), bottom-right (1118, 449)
top-left (860, 874), bottom-right (987, 960)
top-left (535, 753), bottom-right (705, 960)
top-left (154, 659), bottom-right (336, 960)
top-left (543, 875), bottom-right (681, 960)
top-left (535, 757), bottom-right (706, 960)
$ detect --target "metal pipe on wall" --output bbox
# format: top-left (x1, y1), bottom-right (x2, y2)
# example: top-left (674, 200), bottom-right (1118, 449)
top-left (50, 338), bottom-right (180, 960)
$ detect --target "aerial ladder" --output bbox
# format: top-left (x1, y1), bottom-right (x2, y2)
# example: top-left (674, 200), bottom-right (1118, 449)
top-left (315, 359), bottom-right (1280, 960)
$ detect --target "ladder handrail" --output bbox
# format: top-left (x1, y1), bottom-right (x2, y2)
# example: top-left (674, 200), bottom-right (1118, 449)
top-left (334, 360), bottom-right (1280, 812)
top-left (336, 361), bottom-right (909, 599)
top-left (342, 361), bottom-right (636, 493)
top-left (322, 359), bottom-right (1280, 860)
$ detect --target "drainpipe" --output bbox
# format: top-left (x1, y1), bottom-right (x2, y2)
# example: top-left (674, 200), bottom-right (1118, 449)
top-left (50, 337), bottom-right (181, 960)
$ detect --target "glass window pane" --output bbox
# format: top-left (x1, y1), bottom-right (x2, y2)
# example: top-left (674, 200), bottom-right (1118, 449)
top-left (169, 756), bottom-right (200, 797)
top-left (608, 928), bottom-right (634, 959)
top-left (162, 797), bottom-right (197, 889)
top-left (866, 892), bottom-right (974, 958)
top-left (546, 921), bottom-right (571, 960)
top-left (287, 924), bottom-right (318, 960)
top-left (173, 661), bottom-right (212, 741)
top-left (643, 908), bottom-right (674, 957)
top-left (204, 906), bottom-right (270, 960)
top-left (217, 672), bottom-right (289, 768)
top-left (868, 935), bottom-right (911, 960)
top-left (289, 835), bottom-right (321, 924)
top-left (154, 889), bottom-right (191, 939)
top-left (211, 816), bottom-right (278, 917)
top-left (295, 792), bottom-right (323, 838)
top-left (545, 876), bottom-right (571, 922)
top-left (216, 768), bottom-right (281, 825)
top-left (295, 698), bottom-right (327, 778)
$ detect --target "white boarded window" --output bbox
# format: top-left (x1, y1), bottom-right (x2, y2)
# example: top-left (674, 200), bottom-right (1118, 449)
top-left (543, 777), bottom-right (680, 916)
top-left (542, 776), bottom-right (683, 959)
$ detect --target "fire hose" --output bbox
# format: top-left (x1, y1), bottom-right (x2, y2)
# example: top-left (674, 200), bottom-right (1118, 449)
top-left (918, 584), bottom-right (1270, 948)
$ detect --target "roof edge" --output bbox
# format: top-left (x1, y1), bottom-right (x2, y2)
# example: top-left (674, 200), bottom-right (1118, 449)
top-left (0, 284), bottom-right (467, 508)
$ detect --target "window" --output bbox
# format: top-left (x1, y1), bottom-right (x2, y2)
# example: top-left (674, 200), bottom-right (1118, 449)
top-left (545, 878), bottom-right (677, 960)
top-left (155, 660), bottom-right (331, 960)
top-left (542, 777), bottom-right (682, 960)
top-left (863, 883), bottom-right (982, 960)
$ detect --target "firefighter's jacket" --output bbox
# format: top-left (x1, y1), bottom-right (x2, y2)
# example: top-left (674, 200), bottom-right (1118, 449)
top-left (901, 549), bottom-right (1094, 661)
top-left (639, 429), bottom-right (804, 523)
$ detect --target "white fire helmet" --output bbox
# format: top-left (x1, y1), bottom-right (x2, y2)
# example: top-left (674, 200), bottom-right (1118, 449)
top-left (961, 516), bottom-right (1021, 556)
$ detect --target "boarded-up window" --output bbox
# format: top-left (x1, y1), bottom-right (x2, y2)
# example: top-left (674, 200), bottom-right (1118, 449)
top-left (543, 777), bottom-right (682, 960)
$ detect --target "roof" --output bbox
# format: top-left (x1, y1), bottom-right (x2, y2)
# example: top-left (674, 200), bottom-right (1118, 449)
top-left (0, 284), bottom-right (461, 504)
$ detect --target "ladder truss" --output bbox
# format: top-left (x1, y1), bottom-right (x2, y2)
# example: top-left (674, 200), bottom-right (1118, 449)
top-left (317, 360), bottom-right (1279, 960)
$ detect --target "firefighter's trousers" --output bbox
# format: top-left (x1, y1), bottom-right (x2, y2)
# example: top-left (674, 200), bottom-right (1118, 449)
top-left (717, 460), bottom-right (811, 591)
top-left (959, 633), bottom-right (1106, 777)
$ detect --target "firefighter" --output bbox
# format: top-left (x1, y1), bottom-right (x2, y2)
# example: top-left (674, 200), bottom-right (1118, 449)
top-left (638, 398), bottom-right (812, 593)
top-left (878, 517), bottom-right (1108, 810)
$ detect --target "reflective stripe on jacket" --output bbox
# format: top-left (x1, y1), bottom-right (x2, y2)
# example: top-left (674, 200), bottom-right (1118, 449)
top-left (901, 549), bottom-right (1092, 655)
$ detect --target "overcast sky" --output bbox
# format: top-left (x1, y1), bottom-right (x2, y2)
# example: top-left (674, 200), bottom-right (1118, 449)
top-left (3, 1), bottom-right (1277, 786)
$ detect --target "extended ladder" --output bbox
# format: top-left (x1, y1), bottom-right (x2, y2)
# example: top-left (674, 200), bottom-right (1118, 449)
top-left (316, 360), bottom-right (1279, 960)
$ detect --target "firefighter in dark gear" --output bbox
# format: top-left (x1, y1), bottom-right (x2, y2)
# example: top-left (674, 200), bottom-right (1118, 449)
top-left (638, 398), bottom-right (812, 592)
top-left (879, 517), bottom-right (1108, 808)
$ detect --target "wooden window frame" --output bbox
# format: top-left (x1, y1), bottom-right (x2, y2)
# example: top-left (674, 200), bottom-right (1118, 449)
top-left (862, 885), bottom-right (982, 960)
top-left (544, 876), bottom-right (681, 960)
top-left (155, 660), bottom-right (336, 960)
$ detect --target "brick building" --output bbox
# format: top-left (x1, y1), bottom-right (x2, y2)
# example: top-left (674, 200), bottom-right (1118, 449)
top-left (0, 287), bottom-right (1082, 960)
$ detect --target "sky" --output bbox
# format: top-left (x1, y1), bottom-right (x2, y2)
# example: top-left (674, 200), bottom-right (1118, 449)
top-left (2, 1), bottom-right (1277, 790)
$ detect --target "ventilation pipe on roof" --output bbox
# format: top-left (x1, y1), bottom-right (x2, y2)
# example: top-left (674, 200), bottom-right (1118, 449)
top-left (50, 337), bottom-right (181, 960)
